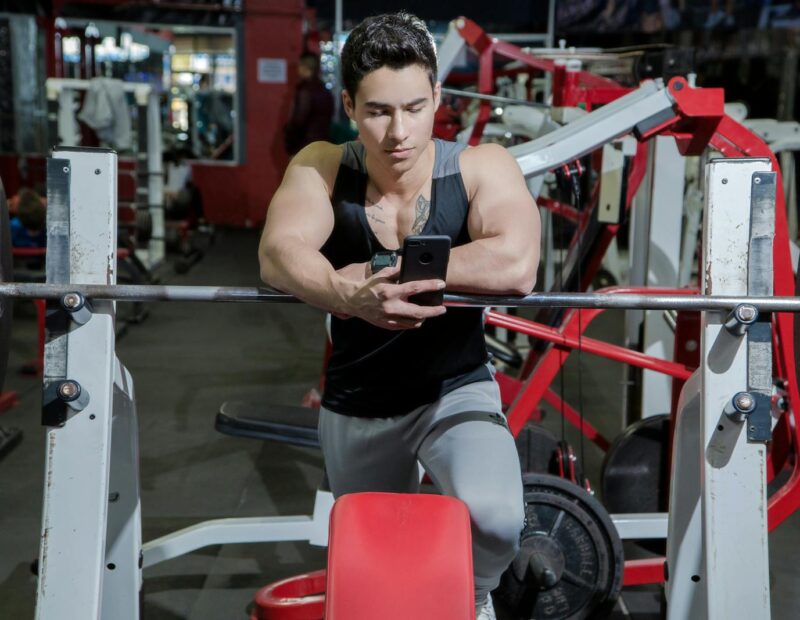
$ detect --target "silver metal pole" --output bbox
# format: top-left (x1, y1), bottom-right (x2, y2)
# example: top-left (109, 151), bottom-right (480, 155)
top-left (4, 282), bottom-right (800, 312)
top-left (441, 87), bottom-right (548, 108)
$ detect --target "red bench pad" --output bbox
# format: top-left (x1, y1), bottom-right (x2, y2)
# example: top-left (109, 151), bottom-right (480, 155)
top-left (326, 492), bottom-right (474, 620)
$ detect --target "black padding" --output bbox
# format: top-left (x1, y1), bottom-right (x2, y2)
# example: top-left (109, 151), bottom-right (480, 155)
top-left (215, 401), bottom-right (320, 449)
top-left (0, 181), bottom-right (12, 394)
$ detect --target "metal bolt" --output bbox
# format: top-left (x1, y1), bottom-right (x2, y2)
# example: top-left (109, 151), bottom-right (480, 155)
top-left (94, 169), bottom-right (101, 175)
top-left (62, 166), bottom-right (69, 173)
top-left (58, 381), bottom-right (80, 401)
top-left (62, 293), bottom-right (82, 309)
top-left (734, 392), bottom-right (755, 412)
top-left (721, 178), bottom-right (728, 184)
top-left (674, 81), bottom-right (684, 91)
top-left (754, 177), bottom-right (762, 184)
top-left (735, 304), bottom-right (757, 323)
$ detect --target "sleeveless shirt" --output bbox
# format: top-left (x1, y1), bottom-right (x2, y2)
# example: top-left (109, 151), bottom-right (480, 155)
top-left (320, 139), bottom-right (491, 417)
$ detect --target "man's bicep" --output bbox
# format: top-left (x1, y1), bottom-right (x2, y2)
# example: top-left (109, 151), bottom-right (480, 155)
top-left (263, 164), bottom-right (335, 250)
top-left (467, 145), bottom-right (539, 241)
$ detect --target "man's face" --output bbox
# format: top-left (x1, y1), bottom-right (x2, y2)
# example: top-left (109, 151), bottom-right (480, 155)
top-left (343, 64), bottom-right (440, 173)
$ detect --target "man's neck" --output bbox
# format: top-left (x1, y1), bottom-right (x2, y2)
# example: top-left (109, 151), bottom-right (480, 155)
top-left (366, 139), bottom-right (435, 200)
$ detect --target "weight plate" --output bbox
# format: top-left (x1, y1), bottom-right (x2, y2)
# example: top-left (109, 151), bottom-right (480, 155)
top-left (0, 182), bottom-right (12, 394)
top-left (497, 473), bottom-right (624, 620)
top-left (135, 209), bottom-right (152, 244)
top-left (600, 414), bottom-right (670, 515)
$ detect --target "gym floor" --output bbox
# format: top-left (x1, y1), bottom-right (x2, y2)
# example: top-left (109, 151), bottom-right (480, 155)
top-left (1, 229), bottom-right (799, 619)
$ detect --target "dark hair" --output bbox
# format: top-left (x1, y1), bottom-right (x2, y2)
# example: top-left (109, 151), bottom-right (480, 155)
top-left (341, 12), bottom-right (437, 98)
top-left (300, 52), bottom-right (320, 74)
top-left (17, 188), bottom-right (46, 232)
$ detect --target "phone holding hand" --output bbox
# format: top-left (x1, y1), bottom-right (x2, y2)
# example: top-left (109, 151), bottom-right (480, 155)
top-left (400, 235), bottom-right (451, 306)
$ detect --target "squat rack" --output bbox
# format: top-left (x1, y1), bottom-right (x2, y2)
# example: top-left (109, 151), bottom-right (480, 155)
top-left (0, 138), bottom-right (778, 618)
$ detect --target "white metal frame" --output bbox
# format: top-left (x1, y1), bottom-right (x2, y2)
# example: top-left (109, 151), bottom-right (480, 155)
top-left (666, 158), bottom-right (773, 619)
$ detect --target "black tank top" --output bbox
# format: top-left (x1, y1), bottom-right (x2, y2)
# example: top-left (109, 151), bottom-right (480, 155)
top-left (320, 139), bottom-right (490, 417)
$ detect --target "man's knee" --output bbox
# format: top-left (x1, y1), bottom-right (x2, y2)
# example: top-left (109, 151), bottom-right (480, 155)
top-left (463, 491), bottom-right (524, 552)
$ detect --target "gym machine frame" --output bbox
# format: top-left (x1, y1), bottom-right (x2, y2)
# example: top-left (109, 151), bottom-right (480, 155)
top-left (437, 19), bottom-right (800, 587)
top-left (8, 135), bottom-right (773, 617)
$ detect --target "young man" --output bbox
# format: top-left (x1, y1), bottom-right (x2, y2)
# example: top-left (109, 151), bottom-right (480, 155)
top-left (259, 12), bottom-right (540, 619)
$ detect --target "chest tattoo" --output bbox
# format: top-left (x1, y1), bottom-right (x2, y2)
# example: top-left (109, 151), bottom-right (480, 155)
top-left (365, 199), bottom-right (387, 226)
top-left (412, 195), bottom-right (430, 234)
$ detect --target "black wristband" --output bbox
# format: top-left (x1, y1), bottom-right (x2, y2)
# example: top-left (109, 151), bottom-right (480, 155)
top-left (370, 250), bottom-right (398, 274)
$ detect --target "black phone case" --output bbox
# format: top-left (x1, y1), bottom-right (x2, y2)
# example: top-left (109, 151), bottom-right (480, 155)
top-left (400, 235), bottom-right (451, 305)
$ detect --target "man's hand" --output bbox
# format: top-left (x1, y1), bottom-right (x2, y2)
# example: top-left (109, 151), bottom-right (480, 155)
top-left (345, 264), bottom-right (446, 330)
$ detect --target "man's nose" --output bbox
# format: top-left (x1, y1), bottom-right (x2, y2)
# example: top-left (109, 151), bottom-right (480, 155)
top-left (387, 111), bottom-right (409, 143)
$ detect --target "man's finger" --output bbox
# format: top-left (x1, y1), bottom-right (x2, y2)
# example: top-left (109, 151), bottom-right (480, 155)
top-left (386, 301), bottom-right (447, 321)
top-left (373, 263), bottom-right (402, 281)
top-left (397, 278), bottom-right (446, 297)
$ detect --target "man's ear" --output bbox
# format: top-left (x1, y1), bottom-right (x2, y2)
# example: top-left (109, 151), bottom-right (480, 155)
top-left (433, 81), bottom-right (441, 110)
top-left (342, 90), bottom-right (355, 120)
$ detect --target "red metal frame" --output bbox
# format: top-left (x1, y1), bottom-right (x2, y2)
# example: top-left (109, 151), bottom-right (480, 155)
top-left (452, 17), bottom-right (624, 146)
top-left (446, 19), bottom-right (800, 583)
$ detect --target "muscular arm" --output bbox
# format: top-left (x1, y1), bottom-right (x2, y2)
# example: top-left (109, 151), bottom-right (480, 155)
top-left (259, 143), bottom-right (354, 314)
top-left (447, 143), bottom-right (540, 295)
top-left (259, 142), bottom-right (447, 329)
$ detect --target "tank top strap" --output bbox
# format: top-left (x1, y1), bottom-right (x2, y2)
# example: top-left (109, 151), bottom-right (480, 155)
top-left (432, 139), bottom-right (467, 180)
top-left (340, 141), bottom-right (367, 174)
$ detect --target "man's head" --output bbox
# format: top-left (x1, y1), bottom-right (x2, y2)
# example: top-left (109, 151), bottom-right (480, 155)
top-left (298, 53), bottom-right (320, 81)
top-left (340, 12), bottom-right (440, 172)
top-left (17, 188), bottom-right (46, 233)
top-left (341, 12), bottom-right (437, 99)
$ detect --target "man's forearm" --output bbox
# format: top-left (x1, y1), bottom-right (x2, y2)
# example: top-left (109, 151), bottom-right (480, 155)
top-left (260, 242), bottom-right (355, 314)
top-left (447, 238), bottom-right (538, 295)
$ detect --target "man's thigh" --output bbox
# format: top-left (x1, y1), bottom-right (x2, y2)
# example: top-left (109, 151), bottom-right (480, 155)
top-left (318, 407), bottom-right (421, 497)
top-left (414, 380), bottom-right (523, 503)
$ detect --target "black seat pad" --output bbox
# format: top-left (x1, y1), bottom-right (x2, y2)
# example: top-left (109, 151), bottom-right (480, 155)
top-left (215, 401), bottom-right (320, 449)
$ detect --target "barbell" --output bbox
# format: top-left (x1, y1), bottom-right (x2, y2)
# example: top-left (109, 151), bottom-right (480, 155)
top-left (2, 282), bottom-right (800, 312)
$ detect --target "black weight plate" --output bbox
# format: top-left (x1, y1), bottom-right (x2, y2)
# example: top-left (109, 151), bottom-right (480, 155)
top-left (600, 414), bottom-right (670, 515)
top-left (0, 181), bottom-right (12, 394)
top-left (516, 423), bottom-right (559, 473)
top-left (497, 473), bottom-right (624, 620)
top-left (135, 209), bottom-right (152, 244)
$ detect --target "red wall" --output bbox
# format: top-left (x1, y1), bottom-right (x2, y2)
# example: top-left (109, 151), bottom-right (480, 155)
top-left (191, 1), bottom-right (304, 227)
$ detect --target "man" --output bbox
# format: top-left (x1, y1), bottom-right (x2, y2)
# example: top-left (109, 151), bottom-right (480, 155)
top-left (283, 52), bottom-right (335, 155)
top-left (260, 12), bottom-right (540, 619)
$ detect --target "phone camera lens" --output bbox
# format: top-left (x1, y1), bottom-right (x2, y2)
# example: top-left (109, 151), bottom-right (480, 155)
top-left (419, 252), bottom-right (433, 264)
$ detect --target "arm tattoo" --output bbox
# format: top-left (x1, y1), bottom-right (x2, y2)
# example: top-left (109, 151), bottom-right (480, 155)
top-left (412, 195), bottom-right (430, 234)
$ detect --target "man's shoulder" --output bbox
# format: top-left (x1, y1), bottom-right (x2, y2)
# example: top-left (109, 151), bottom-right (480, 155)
top-left (458, 143), bottom-right (517, 194)
top-left (459, 142), bottom-right (511, 168)
top-left (287, 142), bottom-right (345, 194)
top-left (291, 141), bottom-right (344, 172)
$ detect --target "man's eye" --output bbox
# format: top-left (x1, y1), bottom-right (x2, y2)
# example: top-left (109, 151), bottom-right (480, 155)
top-left (408, 108), bottom-right (421, 114)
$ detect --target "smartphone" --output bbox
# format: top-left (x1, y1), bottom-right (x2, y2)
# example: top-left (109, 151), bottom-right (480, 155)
top-left (400, 235), bottom-right (451, 306)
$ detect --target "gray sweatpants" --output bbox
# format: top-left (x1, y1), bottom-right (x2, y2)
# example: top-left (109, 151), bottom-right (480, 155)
top-left (319, 378), bottom-right (525, 607)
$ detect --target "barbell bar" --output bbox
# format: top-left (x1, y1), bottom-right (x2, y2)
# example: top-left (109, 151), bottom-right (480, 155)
top-left (2, 282), bottom-right (800, 312)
